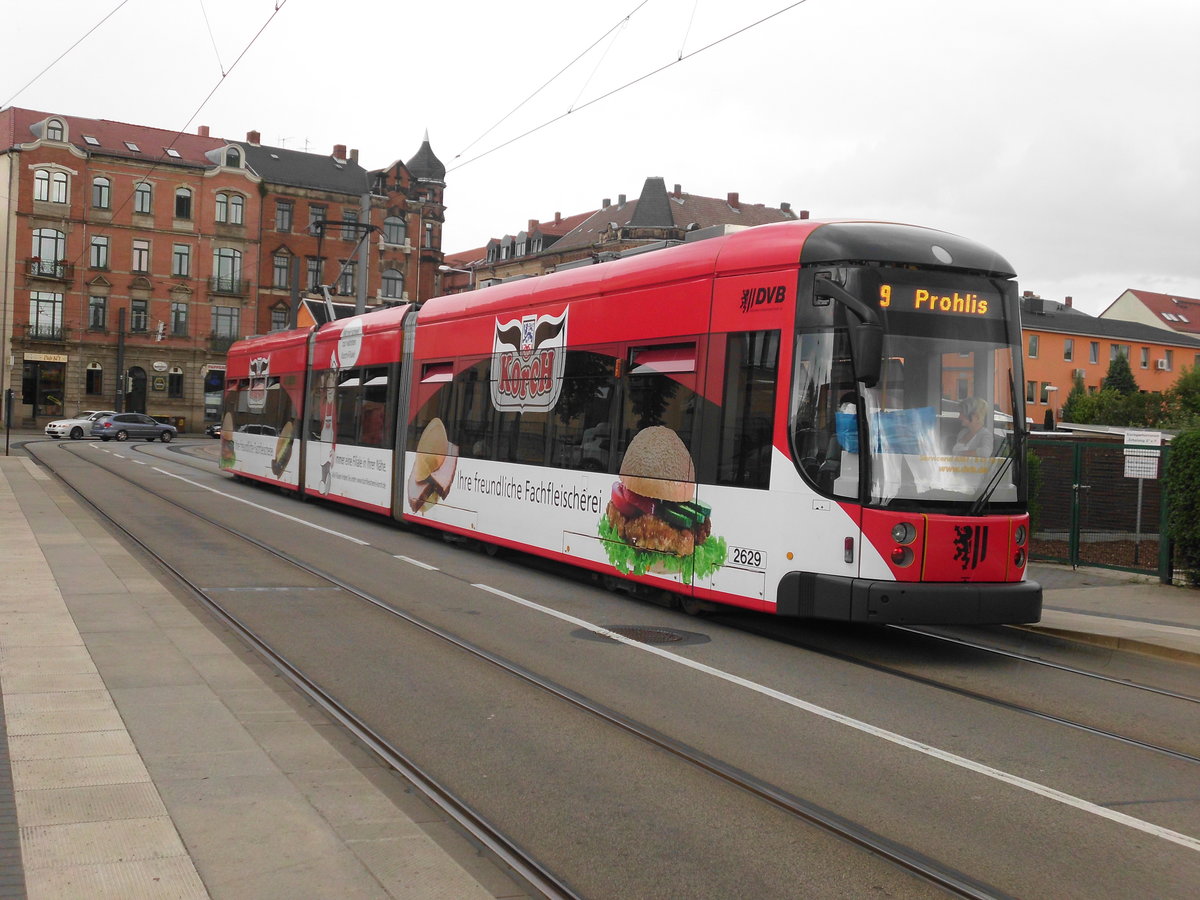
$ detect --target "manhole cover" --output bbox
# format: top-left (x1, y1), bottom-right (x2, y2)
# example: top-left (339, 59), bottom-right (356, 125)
top-left (572, 626), bottom-right (710, 646)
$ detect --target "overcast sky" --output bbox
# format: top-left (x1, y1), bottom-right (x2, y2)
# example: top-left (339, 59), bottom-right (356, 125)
top-left (3, 0), bottom-right (1197, 315)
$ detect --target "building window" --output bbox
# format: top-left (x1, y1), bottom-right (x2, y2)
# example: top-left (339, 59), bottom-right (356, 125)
top-left (272, 253), bottom-right (290, 289)
top-left (308, 205), bottom-right (326, 234)
top-left (1063, 338), bottom-right (1073, 361)
top-left (1090, 341), bottom-right (1099, 364)
top-left (1140, 347), bottom-right (1150, 369)
top-left (88, 295), bottom-right (107, 330)
top-left (275, 200), bottom-right (293, 232)
top-left (130, 298), bottom-right (148, 332)
top-left (423, 221), bottom-right (433, 248)
top-left (172, 243), bottom-right (190, 277)
top-left (306, 256), bottom-right (322, 291)
top-left (1165, 349), bottom-right (1173, 371)
top-left (270, 305), bottom-right (289, 331)
top-left (341, 210), bottom-right (358, 240)
top-left (133, 182), bottom-right (152, 214)
top-left (29, 291), bottom-right (63, 338)
top-left (212, 306), bottom-right (239, 339)
top-left (34, 170), bottom-right (68, 203)
top-left (90, 236), bottom-right (109, 269)
top-left (168, 367), bottom-right (184, 398)
top-left (337, 260), bottom-right (355, 296)
top-left (212, 247), bottom-right (242, 291)
top-left (132, 240), bottom-right (150, 273)
top-left (1110, 343), bottom-right (1130, 361)
top-left (175, 188), bottom-right (192, 219)
top-left (1027, 334), bottom-right (1038, 358)
top-left (51, 172), bottom-right (68, 203)
top-left (86, 363), bottom-right (103, 395)
top-left (220, 193), bottom-right (244, 225)
top-left (381, 268), bottom-right (404, 298)
top-left (171, 301), bottom-right (188, 337)
top-left (1040, 382), bottom-right (1051, 404)
top-left (224, 147), bottom-right (242, 167)
top-left (1025, 380), bottom-right (1036, 403)
top-left (45, 119), bottom-right (64, 141)
top-left (34, 170), bottom-right (50, 201)
top-left (33, 228), bottom-right (66, 265)
top-left (92, 177), bottom-right (111, 209)
top-left (383, 216), bottom-right (405, 244)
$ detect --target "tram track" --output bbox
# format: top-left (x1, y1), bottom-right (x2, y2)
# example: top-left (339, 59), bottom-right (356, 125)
top-left (30, 437), bottom-right (1018, 899)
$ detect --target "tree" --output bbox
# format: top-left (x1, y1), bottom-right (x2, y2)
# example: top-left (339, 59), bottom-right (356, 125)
top-left (1103, 352), bottom-right (1138, 395)
top-left (1168, 366), bottom-right (1200, 426)
top-left (1166, 427), bottom-right (1200, 585)
top-left (1060, 372), bottom-right (1088, 423)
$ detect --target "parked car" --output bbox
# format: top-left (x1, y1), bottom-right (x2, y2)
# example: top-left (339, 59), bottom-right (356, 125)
top-left (205, 422), bottom-right (222, 439)
top-left (45, 410), bottom-right (117, 440)
top-left (90, 413), bottom-right (177, 443)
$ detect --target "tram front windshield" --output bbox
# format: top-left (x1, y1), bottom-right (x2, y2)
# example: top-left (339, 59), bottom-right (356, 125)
top-left (790, 269), bottom-right (1025, 509)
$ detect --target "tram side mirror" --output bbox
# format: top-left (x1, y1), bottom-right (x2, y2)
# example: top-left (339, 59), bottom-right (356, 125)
top-left (852, 322), bottom-right (882, 387)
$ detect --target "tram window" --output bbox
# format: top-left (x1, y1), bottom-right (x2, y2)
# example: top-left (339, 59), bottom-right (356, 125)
top-left (309, 370), bottom-right (337, 440)
top-left (335, 371), bottom-right (362, 445)
top-left (495, 410), bottom-right (549, 465)
top-left (552, 348), bottom-right (617, 472)
top-left (618, 342), bottom-right (699, 460)
top-left (451, 360), bottom-right (493, 459)
top-left (717, 330), bottom-right (779, 489)
top-left (360, 367), bottom-right (391, 448)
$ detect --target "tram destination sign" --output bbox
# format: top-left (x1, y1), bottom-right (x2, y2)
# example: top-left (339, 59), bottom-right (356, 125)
top-left (878, 283), bottom-right (1002, 319)
top-left (1123, 429), bottom-right (1162, 479)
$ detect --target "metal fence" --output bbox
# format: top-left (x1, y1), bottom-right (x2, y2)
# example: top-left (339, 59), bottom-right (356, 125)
top-left (1029, 439), bottom-right (1173, 580)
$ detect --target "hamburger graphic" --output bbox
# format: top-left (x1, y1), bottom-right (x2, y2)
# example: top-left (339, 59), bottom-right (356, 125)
top-left (218, 412), bottom-right (235, 469)
top-left (599, 426), bottom-right (726, 582)
top-left (407, 417), bottom-right (458, 512)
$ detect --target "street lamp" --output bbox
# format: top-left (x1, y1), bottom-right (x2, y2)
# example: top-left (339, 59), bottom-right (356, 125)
top-left (438, 264), bottom-right (476, 291)
top-left (1043, 384), bottom-right (1059, 431)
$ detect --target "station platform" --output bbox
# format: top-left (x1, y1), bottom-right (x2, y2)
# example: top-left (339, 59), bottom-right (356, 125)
top-left (0, 452), bottom-right (518, 900)
top-left (2, 441), bottom-right (1199, 898)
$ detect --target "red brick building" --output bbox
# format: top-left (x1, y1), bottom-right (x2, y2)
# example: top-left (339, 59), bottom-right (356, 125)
top-left (0, 107), bottom-right (445, 430)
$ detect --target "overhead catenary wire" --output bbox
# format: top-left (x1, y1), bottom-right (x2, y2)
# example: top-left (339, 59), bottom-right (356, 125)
top-left (1, 0), bottom-right (134, 109)
top-left (447, 0), bottom-right (811, 173)
top-left (453, 0), bottom-right (653, 160)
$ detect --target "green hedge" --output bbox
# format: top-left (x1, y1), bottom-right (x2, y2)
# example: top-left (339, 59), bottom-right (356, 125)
top-left (1166, 428), bottom-right (1200, 585)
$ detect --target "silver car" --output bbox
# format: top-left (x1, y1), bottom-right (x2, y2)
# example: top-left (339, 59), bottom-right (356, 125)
top-left (90, 413), bottom-right (177, 443)
top-left (45, 410), bottom-right (117, 440)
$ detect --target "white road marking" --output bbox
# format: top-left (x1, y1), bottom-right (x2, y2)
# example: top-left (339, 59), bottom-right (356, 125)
top-left (395, 555), bottom-right (438, 570)
top-left (473, 582), bottom-right (1200, 853)
top-left (153, 468), bottom-right (369, 545)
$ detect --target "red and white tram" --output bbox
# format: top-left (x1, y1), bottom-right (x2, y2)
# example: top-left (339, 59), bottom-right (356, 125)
top-left (222, 219), bottom-right (1042, 624)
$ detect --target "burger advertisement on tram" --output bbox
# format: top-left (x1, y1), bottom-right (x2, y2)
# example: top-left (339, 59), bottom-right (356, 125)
top-left (405, 305), bottom-right (729, 590)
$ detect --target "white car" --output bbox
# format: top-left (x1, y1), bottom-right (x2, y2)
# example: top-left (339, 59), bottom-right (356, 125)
top-left (45, 410), bottom-right (117, 440)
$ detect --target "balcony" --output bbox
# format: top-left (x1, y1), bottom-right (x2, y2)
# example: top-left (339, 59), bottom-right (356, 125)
top-left (209, 333), bottom-right (238, 353)
top-left (209, 276), bottom-right (250, 297)
top-left (22, 323), bottom-right (69, 343)
top-left (27, 258), bottom-right (74, 282)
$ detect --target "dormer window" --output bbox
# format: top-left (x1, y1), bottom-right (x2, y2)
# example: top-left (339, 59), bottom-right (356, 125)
top-left (164, 148), bottom-right (181, 158)
top-left (45, 119), bottom-right (65, 141)
top-left (83, 134), bottom-right (100, 146)
top-left (225, 147), bottom-right (242, 167)
top-left (125, 141), bottom-right (140, 152)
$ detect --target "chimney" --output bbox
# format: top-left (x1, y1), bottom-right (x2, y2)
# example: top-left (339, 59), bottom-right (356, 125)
top-left (350, 148), bottom-right (358, 164)
top-left (602, 198), bottom-right (611, 208)
top-left (800, 209), bottom-right (810, 220)
top-left (727, 192), bottom-right (740, 209)
top-left (555, 211), bottom-right (562, 224)
top-left (1065, 295), bottom-right (1073, 307)
top-left (333, 144), bottom-right (347, 160)
top-left (198, 125), bottom-right (210, 137)
top-left (618, 193), bottom-right (626, 205)
top-left (528, 219), bottom-right (539, 232)
top-left (246, 130), bottom-right (261, 145)
top-left (673, 184), bottom-right (682, 198)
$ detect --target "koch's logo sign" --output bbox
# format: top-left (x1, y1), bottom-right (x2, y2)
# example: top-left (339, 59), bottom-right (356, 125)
top-left (247, 357), bottom-right (270, 412)
top-left (491, 309), bottom-right (567, 413)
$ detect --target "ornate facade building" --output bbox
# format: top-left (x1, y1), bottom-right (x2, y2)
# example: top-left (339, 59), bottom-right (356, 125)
top-left (0, 107), bottom-right (444, 431)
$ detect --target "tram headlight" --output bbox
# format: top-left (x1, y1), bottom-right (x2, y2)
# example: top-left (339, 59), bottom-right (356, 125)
top-left (890, 521), bottom-right (917, 545)
top-left (1014, 524), bottom-right (1027, 546)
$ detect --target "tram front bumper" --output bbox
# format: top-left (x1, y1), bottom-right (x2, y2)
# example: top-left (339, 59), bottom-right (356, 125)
top-left (776, 572), bottom-right (1043, 625)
